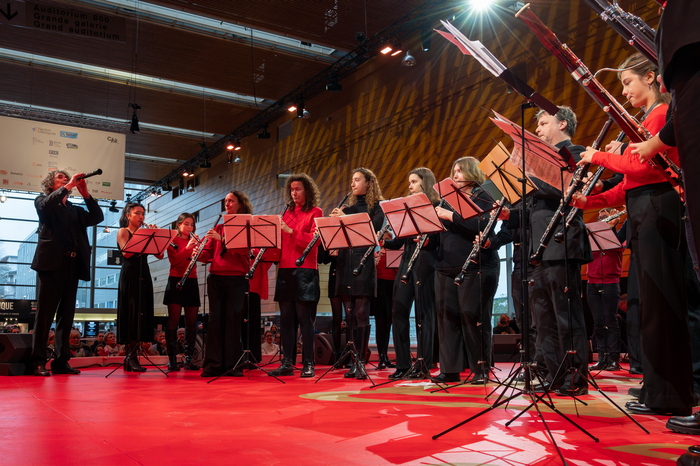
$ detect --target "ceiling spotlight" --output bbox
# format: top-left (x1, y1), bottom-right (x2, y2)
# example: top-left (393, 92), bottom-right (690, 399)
top-left (129, 103), bottom-right (140, 134)
top-left (226, 142), bottom-right (234, 151)
top-left (108, 200), bottom-right (119, 213)
top-left (157, 189), bottom-right (162, 197)
top-left (257, 126), bottom-right (271, 139)
top-left (402, 50), bottom-right (416, 67)
top-left (187, 185), bottom-right (195, 193)
top-left (0, 193), bottom-right (6, 203)
top-left (302, 109), bottom-right (310, 119)
top-left (103, 226), bottom-right (111, 233)
top-left (326, 75), bottom-right (342, 92)
top-left (296, 101), bottom-right (305, 118)
top-left (183, 170), bottom-right (190, 177)
top-left (470, 0), bottom-right (494, 11)
top-left (234, 155), bottom-right (242, 164)
top-left (288, 105), bottom-right (297, 113)
top-left (200, 158), bottom-right (212, 168)
top-left (390, 43), bottom-right (403, 56)
top-left (420, 22), bottom-right (432, 52)
top-left (163, 184), bottom-right (173, 192)
top-left (233, 140), bottom-right (241, 150)
top-left (150, 191), bottom-right (157, 197)
top-left (380, 45), bottom-right (393, 55)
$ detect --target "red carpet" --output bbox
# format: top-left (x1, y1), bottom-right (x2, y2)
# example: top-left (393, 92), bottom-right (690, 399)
top-left (1, 362), bottom-right (695, 465)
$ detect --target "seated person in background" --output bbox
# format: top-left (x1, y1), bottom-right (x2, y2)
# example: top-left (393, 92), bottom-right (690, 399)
top-left (90, 333), bottom-right (104, 352)
top-left (176, 328), bottom-right (186, 354)
top-left (274, 333), bottom-right (281, 348)
top-left (47, 331), bottom-right (56, 359)
top-left (261, 331), bottom-right (280, 355)
top-left (270, 324), bottom-right (278, 335)
top-left (11, 326), bottom-right (21, 333)
top-left (94, 345), bottom-right (106, 357)
top-left (102, 331), bottom-right (121, 356)
top-left (141, 341), bottom-right (159, 356)
top-left (494, 315), bottom-right (515, 335)
top-left (153, 331), bottom-right (167, 355)
top-left (69, 330), bottom-right (92, 357)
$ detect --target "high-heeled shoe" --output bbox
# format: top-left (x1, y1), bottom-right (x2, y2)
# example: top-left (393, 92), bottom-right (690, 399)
top-left (124, 354), bottom-right (147, 373)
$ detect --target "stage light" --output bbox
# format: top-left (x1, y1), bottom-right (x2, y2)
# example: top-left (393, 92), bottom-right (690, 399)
top-left (401, 50), bottom-right (416, 67)
top-left (233, 140), bottom-right (241, 150)
top-left (390, 43), bottom-right (403, 56)
top-left (326, 75), bottom-right (342, 92)
top-left (226, 142), bottom-right (234, 150)
top-left (287, 105), bottom-right (297, 112)
top-left (150, 191), bottom-right (156, 197)
top-left (234, 155), bottom-right (242, 163)
top-left (199, 158), bottom-right (212, 168)
top-left (103, 226), bottom-right (111, 233)
top-left (420, 22), bottom-right (432, 51)
top-left (257, 126), bottom-right (271, 139)
top-left (183, 170), bottom-right (190, 177)
top-left (380, 46), bottom-right (393, 54)
top-left (108, 200), bottom-right (119, 213)
top-left (187, 185), bottom-right (195, 193)
top-left (227, 151), bottom-right (233, 164)
top-left (129, 103), bottom-right (141, 134)
top-left (0, 193), bottom-right (6, 203)
top-left (469, 0), bottom-right (494, 12)
top-left (301, 109), bottom-right (310, 119)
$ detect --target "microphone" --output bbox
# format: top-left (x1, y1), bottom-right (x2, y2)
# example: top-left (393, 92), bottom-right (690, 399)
top-left (78, 169), bottom-right (103, 180)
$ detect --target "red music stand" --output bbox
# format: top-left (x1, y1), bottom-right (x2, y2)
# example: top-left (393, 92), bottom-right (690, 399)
top-left (586, 221), bottom-right (623, 253)
top-left (385, 247), bottom-right (404, 269)
top-left (106, 228), bottom-right (177, 378)
top-left (380, 193), bottom-right (445, 239)
top-left (433, 178), bottom-right (492, 220)
top-left (314, 213), bottom-right (377, 251)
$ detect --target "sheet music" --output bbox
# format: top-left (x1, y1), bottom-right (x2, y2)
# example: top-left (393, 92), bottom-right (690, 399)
top-left (439, 20), bottom-right (506, 77)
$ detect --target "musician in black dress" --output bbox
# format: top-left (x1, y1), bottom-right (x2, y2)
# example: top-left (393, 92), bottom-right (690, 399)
top-left (330, 168), bottom-right (385, 379)
top-left (163, 213), bottom-right (201, 371)
top-left (117, 203), bottom-right (163, 372)
top-left (500, 106), bottom-right (591, 395)
top-left (430, 157), bottom-right (500, 385)
top-left (30, 170), bottom-right (103, 376)
top-left (384, 167), bottom-right (440, 380)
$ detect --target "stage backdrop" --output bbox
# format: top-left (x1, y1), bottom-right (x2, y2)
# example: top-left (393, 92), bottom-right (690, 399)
top-left (0, 116), bottom-right (125, 200)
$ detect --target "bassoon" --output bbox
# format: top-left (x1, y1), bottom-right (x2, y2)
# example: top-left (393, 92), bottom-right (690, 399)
top-left (295, 192), bottom-right (350, 267)
top-left (177, 214), bottom-right (222, 289)
top-left (516, 4), bottom-right (684, 202)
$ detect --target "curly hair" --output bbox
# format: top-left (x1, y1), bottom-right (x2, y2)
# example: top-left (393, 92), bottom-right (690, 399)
top-left (618, 52), bottom-right (671, 106)
top-left (283, 173), bottom-right (321, 211)
top-left (229, 190), bottom-right (253, 214)
top-left (409, 167), bottom-right (440, 204)
top-left (119, 202), bottom-right (145, 228)
top-left (348, 167), bottom-right (384, 210)
top-left (41, 170), bottom-right (70, 195)
top-left (175, 213), bottom-right (196, 237)
top-left (453, 157), bottom-right (486, 185)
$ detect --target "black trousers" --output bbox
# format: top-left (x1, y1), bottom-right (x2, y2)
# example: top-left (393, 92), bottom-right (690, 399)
top-left (435, 267), bottom-right (498, 375)
top-left (626, 253), bottom-right (643, 372)
top-left (330, 296), bottom-right (344, 353)
top-left (628, 184), bottom-right (694, 410)
top-left (530, 260), bottom-right (588, 387)
top-left (587, 282), bottom-right (621, 359)
top-left (374, 279), bottom-right (394, 357)
top-left (685, 248), bottom-right (700, 394)
top-left (392, 270), bottom-right (435, 370)
top-left (203, 275), bottom-right (247, 373)
top-left (31, 254), bottom-right (80, 365)
top-left (242, 292), bottom-right (262, 363)
top-left (279, 300), bottom-right (317, 364)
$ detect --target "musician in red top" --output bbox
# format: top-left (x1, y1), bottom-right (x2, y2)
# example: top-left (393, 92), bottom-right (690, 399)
top-left (269, 174), bottom-right (323, 378)
top-left (197, 191), bottom-right (253, 378)
top-left (576, 53), bottom-right (694, 416)
top-left (163, 213), bottom-right (201, 371)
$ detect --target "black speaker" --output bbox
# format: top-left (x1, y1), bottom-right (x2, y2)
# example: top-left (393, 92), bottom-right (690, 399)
top-left (0, 334), bottom-right (33, 363)
top-left (314, 333), bottom-right (334, 365)
top-left (0, 363), bottom-right (32, 376)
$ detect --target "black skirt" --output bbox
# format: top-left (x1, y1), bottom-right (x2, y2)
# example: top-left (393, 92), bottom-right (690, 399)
top-left (163, 276), bottom-right (201, 307)
top-left (274, 268), bottom-right (320, 303)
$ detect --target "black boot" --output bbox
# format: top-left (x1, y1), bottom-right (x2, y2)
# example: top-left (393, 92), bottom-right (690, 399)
top-left (269, 358), bottom-right (294, 377)
top-left (124, 342), bottom-right (146, 372)
top-left (604, 353), bottom-right (620, 371)
top-left (588, 354), bottom-right (608, 371)
top-left (166, 329), bottom-right (180, 372)
top-left (377, 355), bottom-right (388, 370)
top-left (184, 329), bottom-right (199, 370)
top-left (301, 361), bottom-right (315, 378)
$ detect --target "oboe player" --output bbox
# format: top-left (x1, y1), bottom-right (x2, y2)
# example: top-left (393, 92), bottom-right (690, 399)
top-left (269, 174), bottom-right (323, 378)
top-left (383, 167), bottom-right (440, 380)
top-left (331, 168), bottom-right (385, 380)
top-left (499, 106), bottom-right (591, 395)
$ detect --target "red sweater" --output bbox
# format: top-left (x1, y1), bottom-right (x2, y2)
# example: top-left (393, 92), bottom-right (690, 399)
top-left (278, 205), bottom-right (323, 269)
top-left (587, 249), bottom-right (623, 284)
top-left (587, 104), bottom-right (680, 208)
top-left (197, 224), bottom-right (249, 276)
top-left (166, 235), bottom-right (197, 278)
top-left (376, 250), bottom-right (397, 281)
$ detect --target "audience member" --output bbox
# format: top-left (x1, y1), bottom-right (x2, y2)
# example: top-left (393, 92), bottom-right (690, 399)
top-left (493, 315), bottom-right (515, 335)
top-left (103, 332), bottom-right (121, 356)
top-left (261, 331), bottom-right (280, 356)
top-left (153, 331), bottom-right (167, 355)
top-left (91, 333), bottom-right (104, 352)
top-left (47, 331), bottom-right (55, 359)
top-left (69, 330), bottom-right (92, 357)
top-left (176, 328), bottom-right (186, 354)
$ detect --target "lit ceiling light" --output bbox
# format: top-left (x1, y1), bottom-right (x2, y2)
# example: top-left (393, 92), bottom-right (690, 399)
top-left (380, 46), bottom-right (393, 54)
top-left (402, 50), bottom-right (416, 67)
top-left (0, 193), bottom-right (6, 203)
top-left (469, 0), bottom-right (494, 12)
top-left (288, 105), bottom-right (297, 112)
top-left (390, 44), bottom-right (403, 56)
top-left (183, 170), bottom-right (190, 177)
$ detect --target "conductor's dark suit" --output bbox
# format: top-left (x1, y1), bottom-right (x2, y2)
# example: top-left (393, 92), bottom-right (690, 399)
top-left (30, 186), bottom-right (103, 367)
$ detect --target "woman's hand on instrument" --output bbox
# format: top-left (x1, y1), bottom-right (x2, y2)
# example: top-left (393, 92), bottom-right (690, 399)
top-left (498, 206), bottom-right (510, 221)
top-left (579, 147), bottom-right (596, 165)
top-left (435, 206), bottom-right (453, 222)
top-left (280, 218), bottom-right (293, 235)
top-left (582, 171), bottom-right (604, 194)
top-left (571, 192), bottom-right (588, 209)
top-left (630, 135), bottom-right (671, 164)
top-left (605, 140), bottom-right (625, 155)
top-left (206, 229), bottom-right (222, 242)
top-left (474, 232), bottom-right (490, 248)
top-left (330, 207), bottom-right (346, 217)
top-left (186, 234), bottom-right (200, 249)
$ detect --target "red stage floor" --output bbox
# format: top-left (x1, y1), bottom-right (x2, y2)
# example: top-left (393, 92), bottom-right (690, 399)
top-left (0, 362), bottom-right (695, 465)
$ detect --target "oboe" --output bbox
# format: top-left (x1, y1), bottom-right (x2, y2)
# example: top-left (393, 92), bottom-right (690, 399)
top-left (399, 199), bottom-right (445, 284)
top-left (177, 214), bottom-right (222, 289)
top-left (296, 192), bottom-right (350, 267)
top-left (454, 202), bottom-right (505, 285)
top-left (353, 221), bottom-right (391, 276)
top-left (516, 4), bottom-right (684, 201)
top-left (245, 204), bottom-right (290, 280)
top-left (529, 114), bottom-right (616, 266)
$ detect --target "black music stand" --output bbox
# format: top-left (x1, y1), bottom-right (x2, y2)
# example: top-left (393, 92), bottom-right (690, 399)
top-left (314, 213), bottom-right (378, 385)
top-left (207, 214), bottom-right (284, 384)
top-left (106, 228), bottom-right (176, 378)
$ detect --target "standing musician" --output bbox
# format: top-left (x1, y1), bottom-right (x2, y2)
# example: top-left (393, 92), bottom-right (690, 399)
top-left (576, 53), bottom-right (693, 416)
top-left (373, 233), bottom-right (397, 371)
top-left (269, 173), bottom-right (323, 378)
top-left (196, 190), bottom-right (253, 378)
top-left (430, 157), bottom-right (500, 385)
top-left (330, 167), bottom-right (385, 379)
top-left (163, 213), bottom-right (201, 371)
top-left (586, 208), bottom-right (624, 372)
top-left (30, 170), bottom-right (103, 376)
top-left (499, 105), bottom-right (591, 395)
top-left (117, 203), bottom-right (163, 372)
top-left (383, 167), bottom-right (440, 380)
top-left (245, 248), bottom-right (272, 367)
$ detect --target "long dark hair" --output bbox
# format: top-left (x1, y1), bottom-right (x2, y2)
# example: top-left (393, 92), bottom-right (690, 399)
top-left (409, 167), bottom-right (440, 204)
top-left (284, 173), bottom-right (321, 211)
top-left (229, 190), bottom-right (253, 214)
top-left (175, 213), bottom-right (196, 237)
top-left (348, 167), bottom-right (384, 210)
top-left (119, 202), bottom-right (145, 228)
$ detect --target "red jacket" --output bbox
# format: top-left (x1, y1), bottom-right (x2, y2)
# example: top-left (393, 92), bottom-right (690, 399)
top-left (277, 205), bottom-right (323, 269)
top-left (166, 235), bottom-right (197, 278)
top-left (197, 224), bottom-right (249, 276)
top-left (587, 104), bottom-right (680, 208)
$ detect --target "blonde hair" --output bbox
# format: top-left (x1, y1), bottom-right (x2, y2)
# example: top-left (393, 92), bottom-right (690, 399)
top-left (453, 157), bottom-right (486, 185)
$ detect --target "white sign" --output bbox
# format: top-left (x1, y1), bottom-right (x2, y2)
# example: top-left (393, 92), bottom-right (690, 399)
top-left (0, 115), bottom-right (125, 200)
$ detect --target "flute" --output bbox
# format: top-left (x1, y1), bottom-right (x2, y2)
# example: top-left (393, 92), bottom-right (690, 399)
top-left (295, 192), bottom-right (350, 267)
top-left (529, 117), bottom-right (615, 266)
top-left (454, 202), bottom-right (505, 285)
top-left (600, 209), bottom-right (626, 223)
top-left (353, 221), bottom-right (391, 276)
top-left (177, 214), bottom-right (222, 289)
top-left (245, 204), bottom-right (290, 280)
